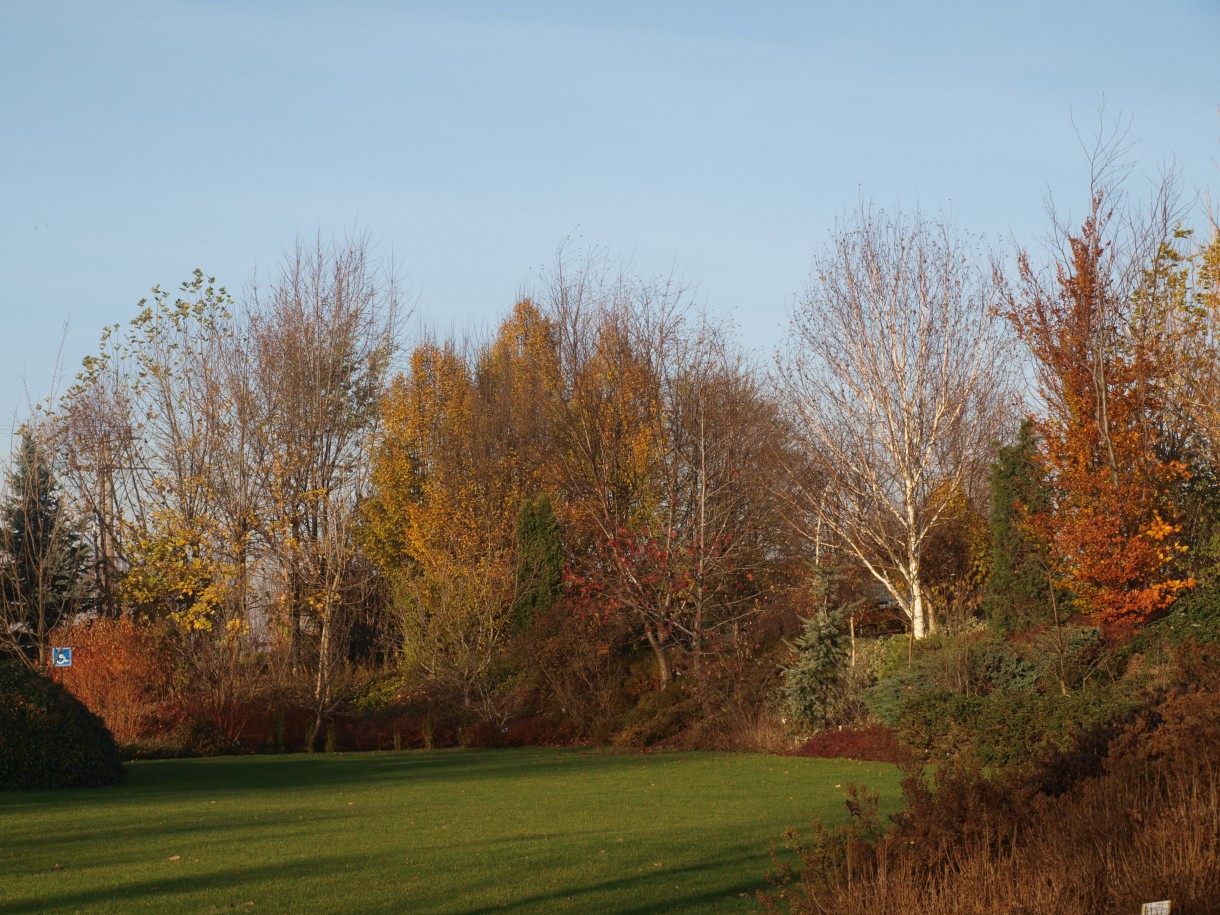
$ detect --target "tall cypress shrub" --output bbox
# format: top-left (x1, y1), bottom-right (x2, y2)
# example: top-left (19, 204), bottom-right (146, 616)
top-left (512, 494), bottom-right (563, 630)
top-left (984, 420), bottom-right (1057, 634)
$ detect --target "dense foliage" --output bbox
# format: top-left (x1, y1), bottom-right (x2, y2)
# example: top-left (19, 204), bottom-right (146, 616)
top-left (782, 610), bottom-right (848, 730)
top-left (0, 129), bottom-right (1210, 807)
top-left (983, 420), bottom-right (1056, 634)
top-left (0, 661), bottom-right (125, 790)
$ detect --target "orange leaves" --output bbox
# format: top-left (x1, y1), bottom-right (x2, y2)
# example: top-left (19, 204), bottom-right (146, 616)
top-left (551, 314), bottom-right (678, 572)
top-left (369, 342), bottom-right (502, 571)
top-left (55, 616), bottom-right (173, 744)
top-left (1006, 183), bottom-right (1196, 630)
top-left (1037, 491), bottom-right (1193, 626)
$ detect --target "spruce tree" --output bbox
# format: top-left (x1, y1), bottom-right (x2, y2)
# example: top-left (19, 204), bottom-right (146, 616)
top-left (0, 429), bottom-right (87, 665)
top-left (782, 609), bottom-right (848, 730)
top-left (782, 566), bottom-right (849, 729)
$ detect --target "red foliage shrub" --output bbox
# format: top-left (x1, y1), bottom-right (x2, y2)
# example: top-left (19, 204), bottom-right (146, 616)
top-left (792, 725), bottom-right (911, 764)
top-left (506, 715), bottom-right (578, 746)
top-left (331, 713), bottom-right (431, 751)
top-left (462, 716), bottom-right (578, 749)
top-left (55, 617), bottom-right (174, 744)
top-left (461, 720), bottom-right (505, 748)
top-left (228, 702), bottom-right (277, 751)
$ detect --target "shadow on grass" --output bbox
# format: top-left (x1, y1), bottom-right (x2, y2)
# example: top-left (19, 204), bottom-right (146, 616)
top-left (0, 856), bottom-right (361, 914)
top-left (1, 805), bottom-right (354, 861)
top-left (0, 749), bottom-right (612, 813)
top-left (115, 748), bottom-right (666, 795)
top-left (0, 750), bottom-right (893, 913)
top-left (3, 837), bottom-right (770, 914)
top-left (460, 846), bottom-right (768, 914)
top-left (3, 748), bottom-right (851, 809)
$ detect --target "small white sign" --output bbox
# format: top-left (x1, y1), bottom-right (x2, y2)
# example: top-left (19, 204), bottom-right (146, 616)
top-left (51, 647), bottom-right (72, 667)
top-left (1141, 901), bottom-right (1171, 915)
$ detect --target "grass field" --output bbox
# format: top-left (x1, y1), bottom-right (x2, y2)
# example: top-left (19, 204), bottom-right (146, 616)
top-left (0, 749), bottom-right (902, 914)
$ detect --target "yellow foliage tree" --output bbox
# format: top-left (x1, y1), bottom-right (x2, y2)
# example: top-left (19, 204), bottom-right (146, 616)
top-left (118, 504), bottom-right (235, 635)
top-left (366, 302), bottom-right (563, 714)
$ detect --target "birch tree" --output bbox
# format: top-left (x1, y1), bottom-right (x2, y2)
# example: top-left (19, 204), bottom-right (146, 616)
top-left (780, 206), bottom-right (1014, 638)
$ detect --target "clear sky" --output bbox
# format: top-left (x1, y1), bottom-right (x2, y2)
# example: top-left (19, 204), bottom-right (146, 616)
top-left (2, 0), bottom-right (1218, 435)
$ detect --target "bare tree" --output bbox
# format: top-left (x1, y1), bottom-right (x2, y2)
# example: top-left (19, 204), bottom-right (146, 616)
top-left (249, 234), bottom-right (401, 742)
top-left (779, 206), bottom-right (1015, 638)
top-left (59, 331), bottom-right (146, 619)
top-left (55, 236), bottom-right (401, 741)
top-left (1186, 217), bottom-right (1220, 469)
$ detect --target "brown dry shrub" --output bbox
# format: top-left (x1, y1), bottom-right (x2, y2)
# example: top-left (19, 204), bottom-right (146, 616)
top-left (761, 641), bottom-right (1220, 914)
top-left (461, 715), bottom-right (579, 749)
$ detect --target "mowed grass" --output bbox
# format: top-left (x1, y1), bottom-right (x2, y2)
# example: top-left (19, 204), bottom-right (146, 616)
top-left (0, 749), bottom-right (902, 914)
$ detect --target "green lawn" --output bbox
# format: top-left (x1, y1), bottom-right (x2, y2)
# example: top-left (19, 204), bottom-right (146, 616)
top-left (0, 749), bottom-right (902, 914)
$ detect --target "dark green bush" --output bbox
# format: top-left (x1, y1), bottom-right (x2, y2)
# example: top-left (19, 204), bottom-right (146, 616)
top-left (867, 629), bottom-right (1031, 715)
top-left (1144, 581), bottom-right (1220, 646)
top-left (875, 678), bottom-right (1137, 765)
top-left (862, 660), bottom-right (923, 731)
top-left (1022, 625), bottom-right (1105, 690)
top-left (891, 687), bottom-right (980, 755)
top-left (865, 629), bottom-right (1134, 763)
top-left (969, 640), bottom-right (1037, 694)
top-left (0, 661), bottom-right (126, 790)
top-left (969, 683), bottom-right (1137, 768)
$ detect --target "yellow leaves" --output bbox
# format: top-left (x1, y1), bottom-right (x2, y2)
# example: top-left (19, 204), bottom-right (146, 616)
top-left (369, 333), bottom-right (538, 576)
top-left (118, 506), bottom-right (239, 635)
top-left (1145, 514), bottom-right (1177, 543)
top-left (303, 588), bottom-right (340, 611)
top-left (366, 306), bottom-right (573, 679)
top-left (170, 598), bottom-right (216, 633)
top-left (1143, 513), bottom-right (1193, 566)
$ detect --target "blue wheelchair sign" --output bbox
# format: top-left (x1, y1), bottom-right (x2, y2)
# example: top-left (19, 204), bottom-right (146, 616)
top-left (51, 647), bottom-right (72, 668)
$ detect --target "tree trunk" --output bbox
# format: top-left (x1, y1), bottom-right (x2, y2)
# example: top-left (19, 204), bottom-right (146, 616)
top-left (644, 626), bottom-right (672, 689)
top-left (691, 631), bottom-right (713, 718)
top-left (312, 601), bottom-right (334, 751)
top-left (910, 586), bottom-right (928, 639)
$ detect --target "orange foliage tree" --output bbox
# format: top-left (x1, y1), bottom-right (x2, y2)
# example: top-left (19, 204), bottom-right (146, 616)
top-left (1004, 168), bottom-right (1196, 628)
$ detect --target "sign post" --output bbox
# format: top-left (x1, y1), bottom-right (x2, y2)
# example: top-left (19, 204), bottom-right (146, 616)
top-left (51, 647), bottom-right (72, 668)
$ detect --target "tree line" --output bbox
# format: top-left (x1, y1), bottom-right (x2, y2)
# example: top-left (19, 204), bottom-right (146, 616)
top-left (3, 144), bottom-right (1218, 748)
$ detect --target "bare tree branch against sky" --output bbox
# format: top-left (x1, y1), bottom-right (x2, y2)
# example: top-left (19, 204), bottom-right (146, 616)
top-left (1, 0), bottom-right (1217, 424)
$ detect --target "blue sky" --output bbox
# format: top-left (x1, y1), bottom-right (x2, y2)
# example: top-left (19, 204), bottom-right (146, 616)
top-left (2, 0), bottom-right (1218, 432)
